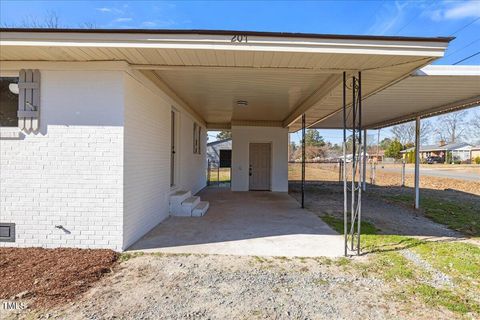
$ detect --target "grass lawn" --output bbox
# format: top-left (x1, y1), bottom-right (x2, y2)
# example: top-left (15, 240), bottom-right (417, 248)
top-left (208, 167), bottom-right (231, 183)
top-left (320, 214), bottom-right (480, 317)
top-left (382, 194), bottom-right (480, 236)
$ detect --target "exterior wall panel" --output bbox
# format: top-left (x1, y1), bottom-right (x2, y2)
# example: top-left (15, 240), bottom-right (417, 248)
top-left (123, 75), bottom-right (172, 250)
top-left (0, 70), bottom-right (124, 250)
top-left (231, 126), bottom-right (288, 192)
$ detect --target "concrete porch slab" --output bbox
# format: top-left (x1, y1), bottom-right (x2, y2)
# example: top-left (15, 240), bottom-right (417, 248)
top-left (128, 188), bottom-right (344, 258)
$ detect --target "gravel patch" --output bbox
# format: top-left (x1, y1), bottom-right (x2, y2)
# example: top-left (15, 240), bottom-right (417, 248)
top-left (400, 249), bottom-right (453, 288)
top-left (19, 254), bottom-right (457, 320)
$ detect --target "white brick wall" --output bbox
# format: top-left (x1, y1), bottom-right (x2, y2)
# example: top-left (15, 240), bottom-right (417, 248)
top-left (0, 70), bottom-right (124, 250)
top-left (122, 73), bottom-right (207, 250)
top-left (178, 111), bottom-right (208, 195)
top-left (0, 67), bottom-right (207, 251)
top-left (123, 75), bottom-right (171, 250)
top-left (231, 126), bottom-right (288, 192)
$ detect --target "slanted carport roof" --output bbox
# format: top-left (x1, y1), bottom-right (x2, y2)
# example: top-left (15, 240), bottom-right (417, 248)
top-left (0, 28), bottom-right (454, 131)
top-left (310, 65), bottom-right (480, 130)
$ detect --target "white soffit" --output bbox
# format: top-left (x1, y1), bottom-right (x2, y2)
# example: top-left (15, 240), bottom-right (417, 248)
top-left (0, 29), bottom-right (453, 128)
top-left (309, 65), bottom-right (480, 130)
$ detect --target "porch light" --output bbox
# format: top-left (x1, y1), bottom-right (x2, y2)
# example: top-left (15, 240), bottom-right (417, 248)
top-left (236, 100), bottom-right (248, 107)
top-left (9, 83), bottom-right (19, 95)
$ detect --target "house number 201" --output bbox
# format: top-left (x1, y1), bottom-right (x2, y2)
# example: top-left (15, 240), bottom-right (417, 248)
top-left (231, 35), bottom-right (248, 43)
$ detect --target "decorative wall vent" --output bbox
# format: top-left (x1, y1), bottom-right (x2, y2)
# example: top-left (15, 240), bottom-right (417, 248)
top-left (0, 223), bottom-right (15, 242)
top-left (18, 69), bottom-right (41, 132)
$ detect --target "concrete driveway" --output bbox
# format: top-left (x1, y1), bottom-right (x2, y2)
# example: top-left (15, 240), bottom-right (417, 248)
top-left (128, 188), bottom-right (343, 257)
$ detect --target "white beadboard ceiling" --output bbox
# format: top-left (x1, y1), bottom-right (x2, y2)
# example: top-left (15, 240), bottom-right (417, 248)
top-left (0, 29), bottom-right (455, 131)
top-left (310, 65), bottom-right (480, 130)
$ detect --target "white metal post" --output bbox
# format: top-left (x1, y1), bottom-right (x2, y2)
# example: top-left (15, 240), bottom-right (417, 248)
top-left (414, 116), bottom-right (421, 209)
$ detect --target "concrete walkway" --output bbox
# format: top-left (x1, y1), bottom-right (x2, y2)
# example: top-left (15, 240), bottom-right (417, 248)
top-left (128, 188), bottom-right (343, 257)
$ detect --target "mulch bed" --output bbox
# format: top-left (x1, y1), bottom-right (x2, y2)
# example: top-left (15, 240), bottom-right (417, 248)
top-left (0, 247), bottom-right (118, 309)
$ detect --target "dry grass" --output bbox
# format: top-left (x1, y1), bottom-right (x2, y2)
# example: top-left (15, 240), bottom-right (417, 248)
top-left (288, 163), bottom-right (480, 196)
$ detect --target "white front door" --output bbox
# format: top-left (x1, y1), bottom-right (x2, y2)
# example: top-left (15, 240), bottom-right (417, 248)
top-left (249, 143), bottom-right (271, 191)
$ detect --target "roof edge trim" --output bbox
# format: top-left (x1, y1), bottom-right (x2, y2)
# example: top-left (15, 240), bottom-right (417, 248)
top-left (0, 28), bottom-right (455, 43)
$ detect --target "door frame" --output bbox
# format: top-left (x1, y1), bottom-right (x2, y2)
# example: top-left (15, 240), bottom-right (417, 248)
top-left (248, 142), bottom-right (272, 191)
top-left (170, 107), bottom-right (180, 189)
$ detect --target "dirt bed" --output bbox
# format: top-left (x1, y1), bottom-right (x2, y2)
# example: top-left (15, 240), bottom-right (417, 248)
top-left (0, 248), bottom-right (117, 310)
top-left (23, 254), bottom-right (457, 320)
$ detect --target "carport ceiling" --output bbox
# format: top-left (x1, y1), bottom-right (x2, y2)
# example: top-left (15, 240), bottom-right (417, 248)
top-left (0, 29), bottom-right (453, 131)
top-left (310, 65), bottom-right (480, 130)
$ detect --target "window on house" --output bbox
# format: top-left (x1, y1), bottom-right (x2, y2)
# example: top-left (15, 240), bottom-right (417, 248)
top-left (0, 77), bottom-right (19, 127)
top-left (193, 122), bottom-right (202, 154)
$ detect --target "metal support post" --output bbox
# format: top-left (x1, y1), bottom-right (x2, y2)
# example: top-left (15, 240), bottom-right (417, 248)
top-left (301, 113), bottom-right (306, 209)
top-left (207, 159), bottom-right (211, 186)
top-left (414, 116), bottom-right (421, 209)
top-left (338, 160), bottom-right (342, 183)
top-left (362, 128), bottom-right (367, 191)
top-left (401, 160), bottom-right (406, 187)
top-left (372, 162), bottom-right (376, 185)
top-left (343, 71), bottom-right (363, 256)
top-left (342, 72), bottom-right (348, 257)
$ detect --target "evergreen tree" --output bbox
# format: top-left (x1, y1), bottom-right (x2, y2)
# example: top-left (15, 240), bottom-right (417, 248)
top-left (305, 129), bottom-right (325, 147)
top-left (216, 130), bottom-right (232, 140)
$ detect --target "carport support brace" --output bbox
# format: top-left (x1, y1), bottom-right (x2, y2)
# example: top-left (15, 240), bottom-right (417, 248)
top-left (301, 113), bottom-right (306, 209)
top-left (414, 116), bottom-right (421, 209)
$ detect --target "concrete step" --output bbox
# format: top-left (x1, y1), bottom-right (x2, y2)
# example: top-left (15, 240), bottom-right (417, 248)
top-left (169, 190), bottom-right (191, 216)
top-left (179, 196), bottom-right (201, 216)
top-left (192, 201), bottom-right (209, 217)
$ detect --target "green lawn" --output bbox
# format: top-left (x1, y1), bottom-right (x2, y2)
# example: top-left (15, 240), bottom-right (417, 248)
top-left (320, 214), bottom-right (480, 317)
top-left (382, 194), bottom-right (480, 236)
top-left (208, 168), bottom-right (231, 183)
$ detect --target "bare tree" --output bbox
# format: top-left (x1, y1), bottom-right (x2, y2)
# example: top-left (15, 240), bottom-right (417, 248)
top-left (2, 10), bottom-right (98, 29)
top-left (470, 111), bottom-right (480, 141)
top-left (435, 110), bottom-right (467, 143)
top-left (18, 10), bottom-right (60, 28)
top-left (390, 120), bottom-right (431, 145)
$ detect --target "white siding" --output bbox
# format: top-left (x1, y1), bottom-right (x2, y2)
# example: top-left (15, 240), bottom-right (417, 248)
top-left (231, 126), bottom-right (288, 192)
top-left (0, 70), bottom-right (124, 250)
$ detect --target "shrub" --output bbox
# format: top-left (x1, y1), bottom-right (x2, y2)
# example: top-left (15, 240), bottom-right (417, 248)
top-left (475, 156), bottom-right (480, 165)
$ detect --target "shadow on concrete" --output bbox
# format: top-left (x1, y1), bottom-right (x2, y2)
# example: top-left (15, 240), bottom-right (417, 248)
top-left (288, 180), bottom-right (479, 239)
top-left (128, 187), bottom-right (344, 257)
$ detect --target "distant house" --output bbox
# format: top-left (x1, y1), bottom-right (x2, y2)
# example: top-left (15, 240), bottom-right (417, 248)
top-left (368, 150), bottom-right (384, 163)
top-left (471, 146), bottom-right (480, 161)
top-left (207, 138), bottom-right (232, 168)
top-left (400, 141), bottom-right (473, 163)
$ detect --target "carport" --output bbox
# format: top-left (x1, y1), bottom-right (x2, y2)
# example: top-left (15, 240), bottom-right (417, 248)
top-left (2, 29), bottom-right (473, 256)
top-left (129, 188), bottom-right (343, 257)
top-left (307, 64), bottom-right (479, 255)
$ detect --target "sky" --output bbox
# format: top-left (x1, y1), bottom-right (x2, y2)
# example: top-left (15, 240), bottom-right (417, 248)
top-left (1, 0), bottom-right (479, 144)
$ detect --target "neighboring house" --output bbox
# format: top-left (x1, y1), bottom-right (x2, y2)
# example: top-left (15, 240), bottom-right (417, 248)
top-left (1, 28), bottom-right (476, 252)
top-left (368, 150), bottom-right (385, 163)
top-left (471, 146), bottom-right (480, 161)
top-left (207, 138), bottom-right (232, 168)
top-left (401, 142), bottom-right (473, 162)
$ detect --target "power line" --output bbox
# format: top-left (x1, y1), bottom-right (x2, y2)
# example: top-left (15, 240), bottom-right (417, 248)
top-left (393, 0), bottom-right (434, 35)
top-left (453, 51), bottom-right (480, 65)
top-left (450, 17), bottom-right (480, 36)
top-left (444, 38), bottom-right (480, 58)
